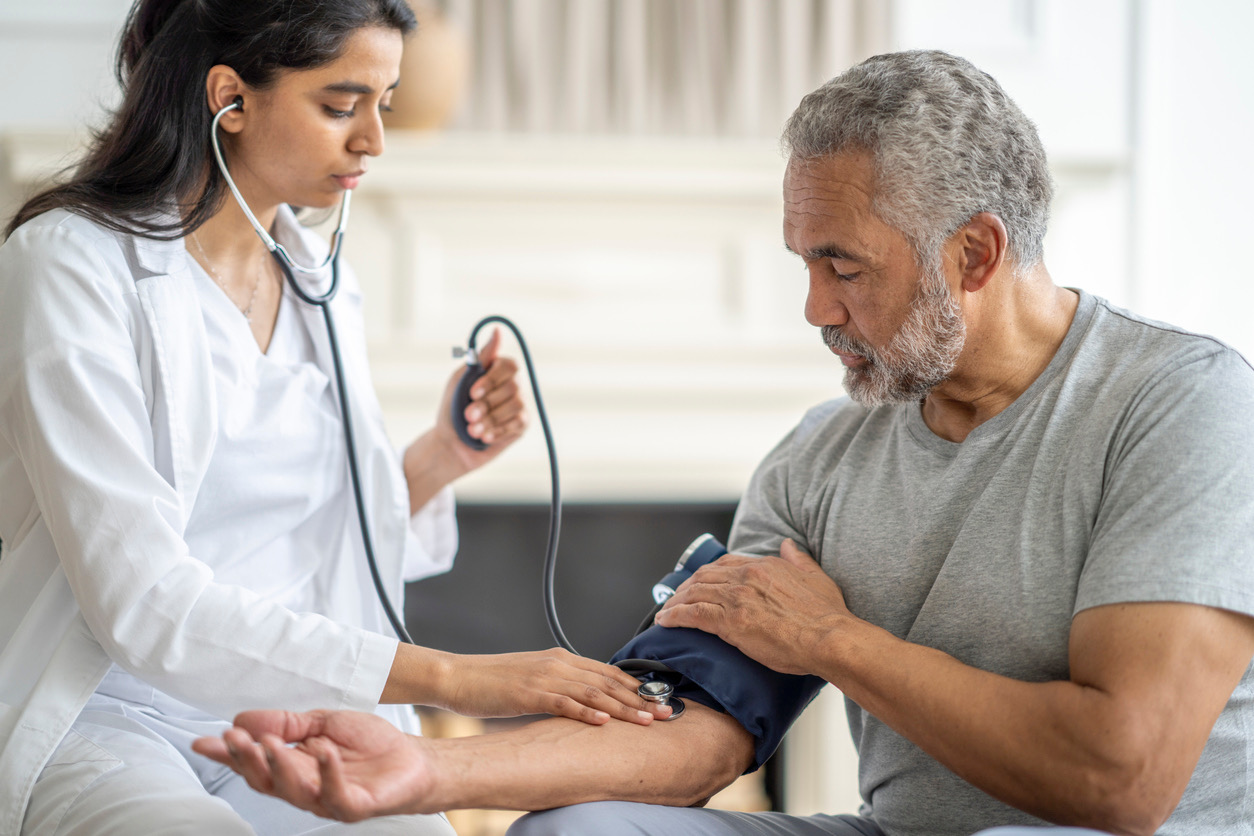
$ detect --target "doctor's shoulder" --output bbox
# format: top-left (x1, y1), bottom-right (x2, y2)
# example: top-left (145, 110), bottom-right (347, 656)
top-left (1, 208), bottom-right (183, 296)
top-left (0, 209), bottom-right (160, 346)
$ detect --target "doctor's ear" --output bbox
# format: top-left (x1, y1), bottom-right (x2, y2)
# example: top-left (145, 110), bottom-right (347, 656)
top-left (205, 65), bottom-right (249, 132)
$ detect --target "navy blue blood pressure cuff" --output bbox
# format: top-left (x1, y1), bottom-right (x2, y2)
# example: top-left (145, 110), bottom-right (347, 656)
top-left (611, 624), bottom-right (826, 771)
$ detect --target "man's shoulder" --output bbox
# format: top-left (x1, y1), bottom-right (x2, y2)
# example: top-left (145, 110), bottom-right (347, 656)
top-left (1082, 294), bottom-right (1252, 383)
top-left (794, 397), bottom-right (878, 443)
top-left (777, 396), bottom-right (903, 475)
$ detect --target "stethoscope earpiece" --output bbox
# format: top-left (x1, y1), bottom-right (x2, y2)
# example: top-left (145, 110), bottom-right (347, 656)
top-left (208, 99), bottom-right (350, 280)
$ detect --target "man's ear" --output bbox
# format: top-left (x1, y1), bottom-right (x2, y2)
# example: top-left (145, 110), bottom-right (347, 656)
top-left (205, 65), bottom-right (248, 134)
top-left (955, 212), bottom-right (1009, 293)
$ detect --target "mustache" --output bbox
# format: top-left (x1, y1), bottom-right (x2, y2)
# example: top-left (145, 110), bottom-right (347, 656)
top-left (821, 325), bottom-right (873, 359)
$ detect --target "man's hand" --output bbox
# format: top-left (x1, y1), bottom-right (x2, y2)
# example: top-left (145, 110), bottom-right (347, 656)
top-left (654, 539), bottom-right (850, 675)
top-left (192, 710), bottom-right (434, 821)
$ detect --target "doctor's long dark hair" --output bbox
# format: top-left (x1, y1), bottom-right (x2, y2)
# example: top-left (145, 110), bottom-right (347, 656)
top-left (4, 0), bottom-right (416, 241)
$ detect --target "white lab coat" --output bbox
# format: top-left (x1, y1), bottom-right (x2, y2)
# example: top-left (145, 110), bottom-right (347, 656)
top-left (0, 207), bottom-right (457, 833)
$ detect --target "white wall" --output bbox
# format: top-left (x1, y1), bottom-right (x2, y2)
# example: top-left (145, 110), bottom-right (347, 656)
top-left (0, 2), bottom-right (129, 131)
top-left (3, 0), bottom-right (1248, 355)
top-left (1133, 0), bottom-right (1254, 360)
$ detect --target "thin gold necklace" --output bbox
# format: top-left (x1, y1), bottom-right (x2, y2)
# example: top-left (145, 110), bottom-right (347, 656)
top-left (190, 232), bottom-right (265, 321)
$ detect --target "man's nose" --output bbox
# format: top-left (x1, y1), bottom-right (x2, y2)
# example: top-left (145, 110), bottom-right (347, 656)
top-left (804, 270), bottom-right (849, 328)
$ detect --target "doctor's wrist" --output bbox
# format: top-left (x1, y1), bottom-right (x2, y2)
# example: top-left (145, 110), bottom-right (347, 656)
top-left (403, 432), bottom-right (468, 513)
top-left (382, 643), bottom-right (456, 708)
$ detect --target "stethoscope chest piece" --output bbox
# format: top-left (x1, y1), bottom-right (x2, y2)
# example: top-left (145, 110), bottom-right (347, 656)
top-left (638, 679), bottom-right (685, 720)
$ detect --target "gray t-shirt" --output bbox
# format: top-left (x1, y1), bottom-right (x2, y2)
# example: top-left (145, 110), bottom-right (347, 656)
top-left (729, 291), bottom-right (1254, 836)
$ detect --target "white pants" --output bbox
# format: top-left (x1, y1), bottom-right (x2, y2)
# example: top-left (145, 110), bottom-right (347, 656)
top-left (22, 686), bottom-right (454, 836)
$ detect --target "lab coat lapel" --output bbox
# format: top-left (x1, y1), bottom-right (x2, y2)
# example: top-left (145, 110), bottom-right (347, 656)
top-left (293, 286), bottom-right (406, 593)
top-left (278, 213), bottom-right (407, 596)
top-left (128, 231), bottom-right (217, 524)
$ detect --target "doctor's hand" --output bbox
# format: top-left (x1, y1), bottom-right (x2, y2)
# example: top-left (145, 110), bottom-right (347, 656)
top-left (654, 539), bottom-right (854, 676)
top-left (434, 648), bottom-right (672, 726)
top-left (193, 709), bottom-right (436, 821)
top-left (403, 328), bottom-right (527, 511)
top-left (438, 327), bottom-right (527, 466)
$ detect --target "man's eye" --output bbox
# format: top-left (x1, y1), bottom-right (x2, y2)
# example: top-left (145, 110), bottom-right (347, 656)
top-left (832, 263), bottom-right (862, 283)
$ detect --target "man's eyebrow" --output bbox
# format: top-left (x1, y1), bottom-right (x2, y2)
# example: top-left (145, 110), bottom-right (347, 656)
top-left (783, 241), bottom-right (865, 262)
top-left (322, 79), bottom-right (401, 95)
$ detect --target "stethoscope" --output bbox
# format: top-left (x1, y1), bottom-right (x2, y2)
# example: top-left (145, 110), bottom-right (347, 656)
top-left (209, 99), bottom-right (408, 645)
top-left (209, 100), bottom-right (685, 717)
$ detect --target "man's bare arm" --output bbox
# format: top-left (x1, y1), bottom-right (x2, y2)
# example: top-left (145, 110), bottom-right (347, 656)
top-left (658, 542), bottom-right (1254, 836)
top-left (824, 601), bottom-right (1254, 836)
top-left (194, 702), bottom-right (753, 822)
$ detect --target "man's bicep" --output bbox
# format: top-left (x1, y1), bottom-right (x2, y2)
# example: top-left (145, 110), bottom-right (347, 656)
top-left (1069, 602), bottom-right (1254, 790)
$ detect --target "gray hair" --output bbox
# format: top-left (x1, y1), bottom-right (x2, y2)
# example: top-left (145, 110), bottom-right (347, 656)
top-left (782, 50), bottom-right (1053, 271)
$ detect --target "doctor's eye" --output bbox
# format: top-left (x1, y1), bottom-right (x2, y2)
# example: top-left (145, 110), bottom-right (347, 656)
top-left (324, 106), bottom-right (355, 119)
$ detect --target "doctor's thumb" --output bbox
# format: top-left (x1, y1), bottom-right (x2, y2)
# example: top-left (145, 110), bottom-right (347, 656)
top-left (477, 327), bottom-right (503, 367)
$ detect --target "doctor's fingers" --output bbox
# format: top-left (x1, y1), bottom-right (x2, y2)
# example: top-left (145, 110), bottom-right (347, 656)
top-left (533, 655), bottom-right (671, 724)
top-left (536, 678), bottom-right (668, 726)
top-left (468, 360), bottom-right (522, 409)
top-left (466, 383), bottom-right (525, 426)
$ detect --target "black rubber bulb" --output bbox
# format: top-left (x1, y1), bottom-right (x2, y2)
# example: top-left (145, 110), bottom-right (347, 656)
top-left (451, 362), bottom-right (490, 450)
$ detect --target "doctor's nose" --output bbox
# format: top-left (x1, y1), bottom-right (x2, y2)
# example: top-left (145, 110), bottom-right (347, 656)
top-left (350, 111), bottom-right (386, 157)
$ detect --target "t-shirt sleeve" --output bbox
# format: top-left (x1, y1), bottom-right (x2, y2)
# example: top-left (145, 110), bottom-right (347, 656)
top-left (728, 427), bottom-right (809, 556)
top-left (1075, 347), bottom-right (1254, 618)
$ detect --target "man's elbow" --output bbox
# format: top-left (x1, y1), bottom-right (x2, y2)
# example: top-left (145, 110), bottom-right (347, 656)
top-left (1066, 733), bottom-right (1187, 836)
top-left (666, 707), bottom-right (757, 807)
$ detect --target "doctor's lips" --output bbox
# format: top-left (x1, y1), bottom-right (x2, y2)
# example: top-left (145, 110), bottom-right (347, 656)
top-left (332, 170), bottom-right (366, 189)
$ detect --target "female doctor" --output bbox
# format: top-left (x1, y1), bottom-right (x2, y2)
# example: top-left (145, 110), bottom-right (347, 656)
top-left (0, 1), bottom-right (669, 834)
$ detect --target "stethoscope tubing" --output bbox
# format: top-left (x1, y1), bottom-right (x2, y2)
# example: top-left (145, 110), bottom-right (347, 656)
top-left (210, 99), bottom-right (412, 643)
top-left (461, 316), bottom-right (570, 654)
top-left (211, 100), bottom-right (678, 683)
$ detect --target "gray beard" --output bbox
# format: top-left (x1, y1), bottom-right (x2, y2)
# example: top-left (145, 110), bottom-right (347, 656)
top-left (821, 261), bottom-right (966, 407)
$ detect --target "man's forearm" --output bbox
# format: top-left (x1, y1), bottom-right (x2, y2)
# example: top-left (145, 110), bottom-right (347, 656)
top-left (418, 703), bottom-right (754, 812)
top-left (813, 603), bottom-right (1253, 836)
top-left (819, 621), bottom-right (1126, 826)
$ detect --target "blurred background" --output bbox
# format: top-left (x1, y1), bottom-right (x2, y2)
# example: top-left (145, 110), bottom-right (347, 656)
top-left (2, 0), bottom-right (1250, 828)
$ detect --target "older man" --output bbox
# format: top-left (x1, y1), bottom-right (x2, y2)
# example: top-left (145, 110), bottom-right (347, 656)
top-left (195, 51), bottom-right (1254, 836)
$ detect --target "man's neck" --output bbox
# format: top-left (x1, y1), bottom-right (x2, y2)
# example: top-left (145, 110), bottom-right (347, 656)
top-left (921, 273), bottom-right (1078, 443)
